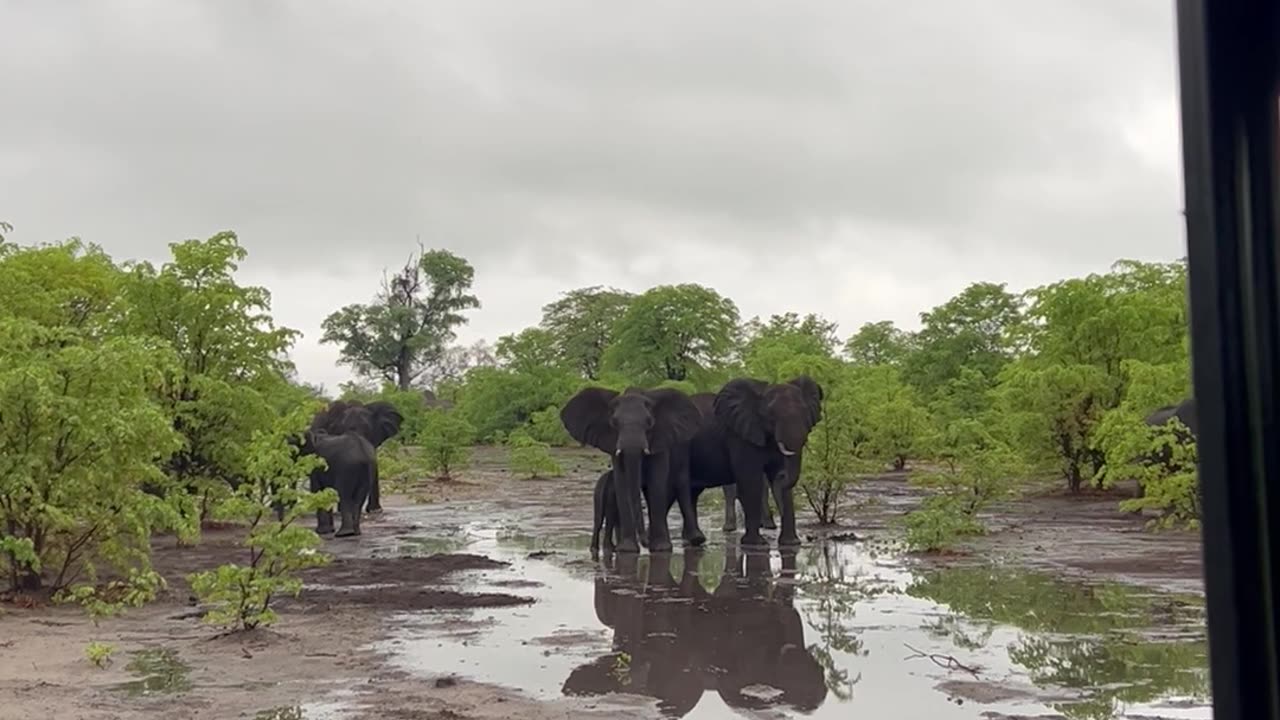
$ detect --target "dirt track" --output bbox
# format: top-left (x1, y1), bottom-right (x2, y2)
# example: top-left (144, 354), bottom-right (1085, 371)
top-left (0, 447), bottom-right (1210, 719)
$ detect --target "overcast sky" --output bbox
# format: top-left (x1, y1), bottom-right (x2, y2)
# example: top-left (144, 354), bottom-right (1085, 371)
top-left (1, 1), bottom-right (1184, 392)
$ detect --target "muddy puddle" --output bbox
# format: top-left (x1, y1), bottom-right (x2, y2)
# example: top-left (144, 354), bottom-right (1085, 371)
top-left (366, 501), bottom-right (1211, 720)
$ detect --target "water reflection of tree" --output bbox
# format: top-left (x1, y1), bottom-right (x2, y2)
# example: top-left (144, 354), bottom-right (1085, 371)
top-left (906, 566), bottom-right (1209, 719)
top-left (792, 543), bottom-right (897, 701)
top-left (923, 613), bottom-right (995, 652)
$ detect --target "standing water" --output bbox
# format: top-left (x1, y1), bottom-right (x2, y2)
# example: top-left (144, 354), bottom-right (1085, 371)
top-left (369, 507), bottom-right (1211, 720)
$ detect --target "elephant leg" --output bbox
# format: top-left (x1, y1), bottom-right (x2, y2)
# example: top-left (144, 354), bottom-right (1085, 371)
top-left (316, 508), bottom-right (335, 535)
top-left (645, 460), bottom-right (674, 553)
top-left (591, 477), bottom-right (605, 554)
top-left (721, 485), bottom-right (738, 532)
top-left (761, 477), bottom-right (777, 530)
top-left (365, 454), bottom-right (382, 514)
top-left (733, 456), bottom-right (768, 548)
top-left (777, 484), bottom-right (801, 547)
top-left (671, 460), bottom-right (704, 547)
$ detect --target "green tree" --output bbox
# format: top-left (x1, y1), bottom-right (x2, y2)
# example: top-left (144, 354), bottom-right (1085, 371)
top-left (848, 366), bottom-right (934, 470)
top-left (453, 366), bottom-right (579, 441)
top-left (994, 361), bottom-right (1113, 493)
top-left (187, 408), bottom-right (335, 631)
top-left (0, 241), bottom-right (182, 593)
top-left (603, 284), bottom-right (740, 385)
top-left (120, 232), bottom-right (300, 517)
top-left (903, 437), bottom-right (1025, 552)
top-left (797, 393), bottom-right (868, 524)
top-left (495, 327), bottom-right (564, 374)
top-left (507, 431), bottom-right (564, 479)
top-left (540, 286), bottom-right (634, 380)
top-left (902, 282), bottom-right (1022, 399)
top-left (527, 405), bottom-right (574, 446)
top-left (321, 247), bottom-right (480, 391)
top-left (741, 313), bottom-right (842, 384)
top-left (417, 409), bottom-right (475, 480)
top-left (844, 320), bottom-right (913, 367)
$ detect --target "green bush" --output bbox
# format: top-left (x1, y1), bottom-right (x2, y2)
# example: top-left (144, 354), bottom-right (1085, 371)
top-left (507, 431), bottom-right (564, 479)
top-left (417, 409), bottom-right (476, 480)
top-left (527, 404), bottom-right (574, 446)
top-left (902, 433), bottom-right (1024, 552)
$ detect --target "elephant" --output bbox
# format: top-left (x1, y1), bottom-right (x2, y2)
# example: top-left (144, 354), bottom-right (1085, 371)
top-left (561, 546), bottom-right (828, 717)
top-left (309, 399), bottom-right (403, 513)
top-left (299, 430), bottom-right (376, 537)
top-left (689, 393), bottom-right (777, 533)
top-left (686, 376), bottom-right (824, 548)
top-left (590, 469), bottom-right (649, 555)
top-left (561, 386), bottom-right (704, 554)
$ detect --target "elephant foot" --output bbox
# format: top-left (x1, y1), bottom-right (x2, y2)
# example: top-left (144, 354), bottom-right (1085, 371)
top-left (616, 539), bottom-right (641, 554)
top-left (335, 527), bottom-right (360, 538)
top-left (721, 522), bottom-right (737, 532)
top-left (684, 530), bottom-right (707, 547)
top-left (365, 506), bottom-right (384, 515)
top-left (778, 533), bottom-right (802, 547)
top-left (739, 532), bottom-right (768, 548)
top-left (649, 538), bottom-right (674, 554)
top-left (638, 536), bottom-right (650, 549)
top-left (316, 525), bottom-right (335, 536)
top-left (763, 517), bottom-right (778, 530)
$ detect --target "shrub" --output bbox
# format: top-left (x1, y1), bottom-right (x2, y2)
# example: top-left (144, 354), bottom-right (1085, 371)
top-left (417, 409), bottom-right (475, 480)
top-left (527, 405), bottom-right (574, 447)
top-left (902, 431), bottom-right (1024, 552)
top-left (507, 431), bottom-right (564, 479)
top-left (186, 410), bottom-right (336, 631)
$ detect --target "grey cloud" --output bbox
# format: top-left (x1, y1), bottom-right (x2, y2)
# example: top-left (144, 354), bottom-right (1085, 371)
top-left (1, 0), bottom-right (1186, 389)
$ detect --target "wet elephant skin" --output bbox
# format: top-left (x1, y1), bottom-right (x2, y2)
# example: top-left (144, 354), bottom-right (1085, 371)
top-left (561, 547), bottom-right (827, 717)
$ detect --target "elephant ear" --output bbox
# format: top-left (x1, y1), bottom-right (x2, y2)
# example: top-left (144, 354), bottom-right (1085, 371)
top-left (366, 401), bottom-right (404, 446)
top-left (645, 388), bottom-right (703, 450)
top-left (714, 378), bottom-right (769, 447)
top-left (560, 387), bottom-right (620, 454)
top-left (339, 406), bottom-right (375, 439)
top-left (689, 392), bottom-right (716, 420)
top-left (788, 375), bottom-right (824, 428)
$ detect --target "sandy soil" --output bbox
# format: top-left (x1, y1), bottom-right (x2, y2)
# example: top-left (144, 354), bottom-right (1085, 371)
top-left (0, 448), bottom-right (1206, 719)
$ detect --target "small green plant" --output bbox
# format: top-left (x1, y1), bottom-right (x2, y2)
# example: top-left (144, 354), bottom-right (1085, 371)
top-left (85, 641), bottom-right (116, 668)
top-left (417, 409), bottom-right (476, 480)
top-left (902, 428), bottom-right (1023, 552)
top-left (527, 405), bottom-right (575, 447)
top-left (187, 410), bottom-right (336, 631)
top-left (57, 568), bottom-right (167, 619)
top-left (507, 431), bottom-right (564, 479)
top-left (797, 395), bottom-right (869, 525)
top-left (610, 651), bottom-right (633, 686)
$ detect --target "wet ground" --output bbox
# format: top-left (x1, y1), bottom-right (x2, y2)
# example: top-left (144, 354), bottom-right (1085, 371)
top-left (0, 447), bottom-right (1212, 719)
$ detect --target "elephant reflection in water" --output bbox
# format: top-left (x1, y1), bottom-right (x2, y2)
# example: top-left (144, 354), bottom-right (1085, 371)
top-left (561, 546), bottom-right (828, 717)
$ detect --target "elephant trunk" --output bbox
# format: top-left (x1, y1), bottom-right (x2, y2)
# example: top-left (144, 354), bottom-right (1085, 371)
top-left (613, 450), bottom-right (646, 552)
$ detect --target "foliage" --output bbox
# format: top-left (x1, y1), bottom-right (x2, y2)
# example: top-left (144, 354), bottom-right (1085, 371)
top-left (57, 568), bottom-right (167, 619)
top-left (527, 404), bottom-right (574, 446)
top-left (495, 327), bottom-right (564, 374)
top-left (452, 365), bottom-right (578, 441)
top-left (85, 642), bottom-right (116, 668)
top-left (539, 286), bottom-right (634, 380)
top-left (797, 392), bottom-right (868, 524)
top-left (846, 366), bottom-right (934, 470)
top-left (119, 232), bottom-right (301, 524)
top-left (901, 282), bottom-right (1023, 399)
top-left (994, 361), bottom-right (1114, 493)
top-left (186, 410), bottom-right (335, 631)
top-left (416, 409), bottom-right (475, 480)
top-left (1093, 359), bottom-right (1198, 527)
top-left (844, 320), bottom-right (913, 367)
top-left (603, 284), bottom-right (740, 385)
top-left (0, 241), bottom-right (184, 593)
top-left (321, 247), bottom-right (480, 390)
top-left (903, 434), bottom-right (1024, 552)
top-left (506, 431), bottom-right (564, 479)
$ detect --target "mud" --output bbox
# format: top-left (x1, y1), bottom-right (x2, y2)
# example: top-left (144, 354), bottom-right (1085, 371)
top-left (0, 447), bottom-right (1211, 719)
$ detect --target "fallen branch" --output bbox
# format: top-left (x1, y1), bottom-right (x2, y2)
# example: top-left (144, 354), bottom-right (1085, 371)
top-left (903, 643), bottom-right (981, 677)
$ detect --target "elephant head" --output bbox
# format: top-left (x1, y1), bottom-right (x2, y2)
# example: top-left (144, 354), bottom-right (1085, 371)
top-left (560, 386), bottom-right (703, 459)
top-left (714, 376), bottom-right (824, 457)
top-left (310, 400), bottom-right (403, 448)
top-left (362, 400), bottom-right (404, 447)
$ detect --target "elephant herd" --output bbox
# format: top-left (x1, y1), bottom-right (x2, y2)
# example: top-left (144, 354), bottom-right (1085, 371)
top-left (561, 546), bottom-right (827, 717)
top-left (561, 376), bottom-right (825, 555)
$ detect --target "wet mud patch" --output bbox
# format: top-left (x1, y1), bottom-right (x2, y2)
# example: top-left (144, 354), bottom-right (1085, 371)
top-left (314, 586), bottom-right (534, 612)
top-left (304, 553), bottom-right (509, 587)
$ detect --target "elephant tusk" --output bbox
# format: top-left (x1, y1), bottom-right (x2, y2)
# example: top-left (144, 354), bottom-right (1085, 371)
top-left (615, 448), bottom-right (623, 456)
top-left (777, 442), bottom-right (796, 456)
top-left (643, 447), bottom-right (651, 455)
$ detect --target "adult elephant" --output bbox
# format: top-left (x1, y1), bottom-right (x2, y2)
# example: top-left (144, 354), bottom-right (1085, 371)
top-left (687, 376), bottom-right (823, 548)
top-left (310, 400), bottom-right (404, 513)
top-left (299, 430), bottom-right (376, 537)
top-left (561, 386), bottom-right (703, 553)
top-left (561, 546), bottom-right (827, 717)
top-left (689, 393), bottom-right (777, 533)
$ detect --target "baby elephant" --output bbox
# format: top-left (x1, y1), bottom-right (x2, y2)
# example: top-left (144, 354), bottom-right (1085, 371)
top-left (590, 469), bottom-right (649, 555)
